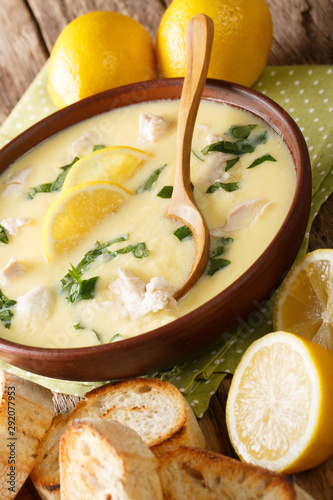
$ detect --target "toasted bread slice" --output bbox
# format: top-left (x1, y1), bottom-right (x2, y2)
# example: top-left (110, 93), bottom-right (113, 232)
top-left (31, 378), bottom-right (205, 499)
top-left (30, 413), bottom-right (70, 500)
top-left (158, 446), bottom-right (315, 500)
top-left (60, 418), bottom-right (163, 500)
top-left (83, 378), bottom-right (206, 457)
top-left (0, 370), bottom-right (53, 499)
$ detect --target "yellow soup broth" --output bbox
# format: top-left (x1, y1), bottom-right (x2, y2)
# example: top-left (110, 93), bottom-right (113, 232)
top-left (0, 100), bottom-right (296, 348)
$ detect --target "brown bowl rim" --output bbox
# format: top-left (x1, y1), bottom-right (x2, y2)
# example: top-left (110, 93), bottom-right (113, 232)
top-left (0, 78), bottom-right (312, 380)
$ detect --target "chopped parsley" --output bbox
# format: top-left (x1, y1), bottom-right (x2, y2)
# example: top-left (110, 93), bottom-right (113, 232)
top-left (225, 124), bottom-right (257, 140)
top-left (247, 153), bottom-right (277, 169)
top-left (0, 290), bottom-right (16, 329)
top-left (174, 225), bottom-right (192, 241)
top-left (92, 144), bottom-right (106, 152)
top-left (157, 185), bottom-right (173, 198)
top-left (206, 182), bottom-right (239, 194)
top-left (27, 156), bottom-right (80, 199)
top-left (206, 237), bottom-right (233, 276)
top-left (73, 323), bottom-right (102, 343)
top-left (0, 225), bottom-right (9, 244)
top-left (225, 157), bottom-right (240, 171)
top-left (109, 333), bottom-right (124, 343)
top-left (61, 235), bottom-right (149, 303)
top-left (136, 165), bottom-right (166, 194)
top-left (157, 183), bottom-right (194, 198)
top-left (191, 149), bottom-right (205, 161)
top-left (201, 131), bottom-right (267, 156)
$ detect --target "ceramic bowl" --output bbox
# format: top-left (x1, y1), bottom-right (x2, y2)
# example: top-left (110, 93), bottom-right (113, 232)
top-left (0, 78), bottom-right (311, 381)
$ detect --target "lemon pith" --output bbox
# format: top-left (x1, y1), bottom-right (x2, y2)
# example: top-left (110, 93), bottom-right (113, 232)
top-left (42, 181), bottom-right (131, 260)
top-left (226, 331), bottom-right (333, 474)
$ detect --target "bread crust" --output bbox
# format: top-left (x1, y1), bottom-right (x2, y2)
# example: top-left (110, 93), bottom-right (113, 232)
top-left (0, 370), bottom-right (53, 499)
top-left (31, 378), bottom-right (205, 499)
top-left (158, 446), bottom-right (308, 500)
top-left (60, 418), bottom-right (163, 500)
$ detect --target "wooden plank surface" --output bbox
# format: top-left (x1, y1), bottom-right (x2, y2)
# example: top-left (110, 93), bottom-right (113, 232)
top-left (0, 1), bottom-right (332, 499)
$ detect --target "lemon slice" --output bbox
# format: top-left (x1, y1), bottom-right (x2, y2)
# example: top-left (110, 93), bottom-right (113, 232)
top-left (226, 331), bottom-right (333, 474)
top-left (62, 146), bottom-right (151, 191)
top-left (273, 249), bottom-right (333, 353)
top-left (42, 181), bottom-right (131, 261)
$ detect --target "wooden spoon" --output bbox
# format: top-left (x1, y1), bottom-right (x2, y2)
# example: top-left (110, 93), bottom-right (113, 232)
top-left (166, 14), bottom-right (214, 300)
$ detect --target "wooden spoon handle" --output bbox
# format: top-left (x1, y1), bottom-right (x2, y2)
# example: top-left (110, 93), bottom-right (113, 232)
top-left (170, 14), bottom-right (214, 208)
top-left (166, 14), bottom-right (214, 300)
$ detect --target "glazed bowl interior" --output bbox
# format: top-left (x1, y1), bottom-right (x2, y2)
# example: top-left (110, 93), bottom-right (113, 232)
top-left (0, 78), bottom-right (311, 381)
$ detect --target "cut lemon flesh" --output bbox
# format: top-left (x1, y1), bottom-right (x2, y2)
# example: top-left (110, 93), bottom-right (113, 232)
top-left (226, 331), bottom-right (333, 473)
top-left (273, 249), bottom-right (333, 353)
top-left (62, 145), bottom-right (151, 191)
top-left (42, 181), bottom-right (131, 261)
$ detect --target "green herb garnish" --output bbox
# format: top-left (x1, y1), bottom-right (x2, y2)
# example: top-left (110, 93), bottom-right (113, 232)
top-left (174, 226), bottom-right (192, 241)
top-left (27, 156), bottom-right (80, 199)
top-left (61, 235), bottom-right (149, 303)
top-left (225, 124), bottom-right (257, 140)
top-left (105, 242), bottom-right (149, 260)
top-left (191, 149), bottom-right (205, 161)
top-left (62, 235), bottom-right (128, 284)
top-left (92, 144), bottom-right (106, 152)
top-left (157, 182), bottom-right (194, 199)
top-left (73, 323), bottom-right (102, 343)
top-left (206, 182), bottom-right (239, 194)
top-left (64, 266), bottom-right (99, 303)
top-left (136, 165), bottom-right (166, 193)
top-left (225, 157), bottom-right (240, 171)
top-left (201, 131), bottom-right (267, 156)
top-left (247, 153), bottom-right (277, 169)
top-left (0, 290), bottom-right (16, 329)
top-left (157, 185), bottom-right (173, 198)
top-left (206, 237), bottom-right (233, 276)
top-left (0, 225), bottom-right (9, 244)
top-left (109, 333), bottom-right (124, 343)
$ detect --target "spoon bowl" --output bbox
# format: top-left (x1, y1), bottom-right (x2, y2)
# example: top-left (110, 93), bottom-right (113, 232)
top-left (166, 14), bottom-right (214, 300)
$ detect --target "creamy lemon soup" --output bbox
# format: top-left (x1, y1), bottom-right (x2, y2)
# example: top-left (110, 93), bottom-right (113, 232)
top-left (0, 100), bottom-right (296, 348)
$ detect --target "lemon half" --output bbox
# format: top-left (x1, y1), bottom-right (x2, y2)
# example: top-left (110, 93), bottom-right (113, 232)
top-left (274, 249), bottom-right (333, 353)
top-left (226, 331), bottom-right (333, 474)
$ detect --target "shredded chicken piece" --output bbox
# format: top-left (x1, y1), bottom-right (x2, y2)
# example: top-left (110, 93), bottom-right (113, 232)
top-left (205, 134), bottom-right (223, 145)
top-left (210, 198), bottom-right (272, 236)
top-left (1, 166), bottom-right (32, 196)
top-left (139, 112), bottom-right (172, 142)
top-left (201, 153), bottom-right (238, 189)
top-left (112, 267), bottom-right (176, 320)
top-left (0, 257), bottom-right (25, 285)
top-left (0, 216), bottom-right (31, 236)
top-left (16, 286), bottom-right (53, 319)
top-left (71, 130), bottom-right (102, 157)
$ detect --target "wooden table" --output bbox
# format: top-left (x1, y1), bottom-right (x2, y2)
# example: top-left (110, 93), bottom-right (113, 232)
top-left (0, 1), bottom-right (332, 498)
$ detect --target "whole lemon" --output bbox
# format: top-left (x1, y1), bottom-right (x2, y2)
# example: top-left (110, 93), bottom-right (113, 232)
top-left (156, 0), bottom-right (273, 87)
top-left (48, 11), bottom-right (157, 108)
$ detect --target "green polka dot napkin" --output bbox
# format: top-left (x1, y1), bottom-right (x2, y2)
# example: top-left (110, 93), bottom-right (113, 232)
top-left (0, 65), bottom-right (332, 417)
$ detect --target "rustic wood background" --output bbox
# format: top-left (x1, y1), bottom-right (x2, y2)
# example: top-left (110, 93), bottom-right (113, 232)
top-left (0, 1), bottom-right (332, 499)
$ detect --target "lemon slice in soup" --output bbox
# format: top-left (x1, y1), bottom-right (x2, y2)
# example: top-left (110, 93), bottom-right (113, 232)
top-left (42, 181), bottom-right (131, 261)
top-left (62, 145), bottom-right (151, 191)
